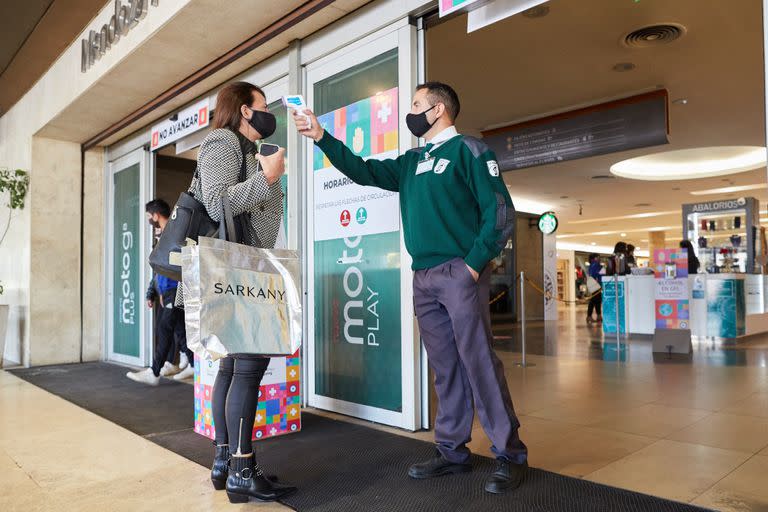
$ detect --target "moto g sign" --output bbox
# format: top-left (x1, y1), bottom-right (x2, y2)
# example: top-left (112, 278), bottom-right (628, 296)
top-left (81, 0), bottom-right (159, 73)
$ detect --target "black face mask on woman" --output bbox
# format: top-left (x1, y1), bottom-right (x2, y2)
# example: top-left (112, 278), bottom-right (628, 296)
top-left (405, 104), bottom-right (438, 138)
top-left (246, 107), bottom-right (277, 139)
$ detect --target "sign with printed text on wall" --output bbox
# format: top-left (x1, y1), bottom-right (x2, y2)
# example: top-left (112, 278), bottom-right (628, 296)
top-left (81, 0), bottom-right (159, 72)
top-left (653, 249), bottom-right (690, 329)
top-left (313, 88), bottom-right (403, 412)
top-left (150, 98), bottom-right (210, 151)
top-left (313, 88), bottom-right (400, 241)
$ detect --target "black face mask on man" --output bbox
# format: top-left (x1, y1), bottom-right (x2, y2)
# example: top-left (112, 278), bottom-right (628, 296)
top-left (405, 104), bottom-right (438, 138)
top-left (246, 107), bottom-right (277, 139)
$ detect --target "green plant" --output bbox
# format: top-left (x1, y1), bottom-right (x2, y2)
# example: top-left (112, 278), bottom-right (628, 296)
top-left (0, 168), bottom-right (30, 247)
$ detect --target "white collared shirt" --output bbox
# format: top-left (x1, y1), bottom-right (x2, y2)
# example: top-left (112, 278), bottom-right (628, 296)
top-left (427, 126), bottom-right (459, 145)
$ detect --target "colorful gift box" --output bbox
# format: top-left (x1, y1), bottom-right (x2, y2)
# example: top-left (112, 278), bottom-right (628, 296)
top-left (194, 352), bottom-right (301, 441)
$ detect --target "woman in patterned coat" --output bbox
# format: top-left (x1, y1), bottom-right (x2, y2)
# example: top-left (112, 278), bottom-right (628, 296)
top-left (195, 81), bottom-right (296, 503)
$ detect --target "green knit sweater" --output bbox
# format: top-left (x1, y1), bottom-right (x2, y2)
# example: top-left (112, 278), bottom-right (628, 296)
top-left (315, 130), bottom-right (515, 272)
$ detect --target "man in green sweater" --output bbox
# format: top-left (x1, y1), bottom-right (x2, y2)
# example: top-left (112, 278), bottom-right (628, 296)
top-left (294, 82), bottom-right (527, 493)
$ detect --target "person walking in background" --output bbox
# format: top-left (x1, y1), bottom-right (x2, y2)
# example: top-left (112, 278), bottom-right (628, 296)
top-left (626, 244), bottom-right (637, 269)
top-left (575, 265), bottom-right (586, 300)
top-left (607, 241), bottom-right (631, 276)
top-left (587, 253), bottom-right (603, 324)
top-left (127, 199), bottom-right (195, 385)
top-left (680, 239), bottom-right (701, 274)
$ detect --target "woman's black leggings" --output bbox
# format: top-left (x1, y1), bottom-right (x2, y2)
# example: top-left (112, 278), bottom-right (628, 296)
top-left (212, 355), bottom-right (270, 455)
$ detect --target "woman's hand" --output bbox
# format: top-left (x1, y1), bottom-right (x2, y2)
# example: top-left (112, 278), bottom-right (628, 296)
top-left (256, 147), bottom-right (286, 185)
top-left (292, 109), bottom-right (325, 142)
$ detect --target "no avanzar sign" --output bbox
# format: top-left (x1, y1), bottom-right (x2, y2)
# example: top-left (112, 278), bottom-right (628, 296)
top-left (151, 98), bottom-right (210, 151)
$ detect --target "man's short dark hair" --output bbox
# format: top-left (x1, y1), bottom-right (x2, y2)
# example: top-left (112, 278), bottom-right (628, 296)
top-left (145, 199), bottom-right (171, 218)
top-left (416, 82), bottom-right (461, 121)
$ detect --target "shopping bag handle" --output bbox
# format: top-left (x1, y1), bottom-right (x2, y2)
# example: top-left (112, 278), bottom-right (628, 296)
top-left (218, 191), bottom-right (238, 243)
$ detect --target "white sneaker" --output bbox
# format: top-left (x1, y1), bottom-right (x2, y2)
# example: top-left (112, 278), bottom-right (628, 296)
top-left (159, 361), bottom-right (181, 377)
top-left (173, 365), bottom-right (195, 381)
top-left (126, 368), bottom-right (160, 386)
top-left (178, 353), bottom-right (189, 370)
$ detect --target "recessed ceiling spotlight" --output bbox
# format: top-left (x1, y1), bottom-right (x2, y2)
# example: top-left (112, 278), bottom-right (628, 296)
top-left (590, 242), bottom-right (597, 246)
top-left (621, 233), bottom-right (627, 237)
top-left (613, 62), bottom-right (636, 72)
top-left (634, 203), bottom-right (652, 207)
top-left (610, 146), bottom-right (767, 181)
top-left (672, 98), bottom-right (688, 105)
top-left (690, 183), bottom-right (767, 196)
top-left (522, 5), bottom-right (549, 18)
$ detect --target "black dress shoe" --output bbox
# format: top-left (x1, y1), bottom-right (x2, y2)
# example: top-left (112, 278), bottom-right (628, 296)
top-left (408, 451), bottom-right (472, 479)
top-left (226, 454), bottom-right (296, 503)
top-left (484, 459), bottom-right (528, 494)
top-left (211, 443), bottom-right (230, 490)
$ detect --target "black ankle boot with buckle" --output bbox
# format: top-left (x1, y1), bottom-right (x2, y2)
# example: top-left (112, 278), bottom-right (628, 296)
top-left (211, 442), bottom-right (230, 490)
top-left (226, 454), bottom-right (296, 503)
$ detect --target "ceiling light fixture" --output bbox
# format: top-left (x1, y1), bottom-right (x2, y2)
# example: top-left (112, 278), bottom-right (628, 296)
top-left (610, 146), bottom-right (767, 181)
top-left (612, 62), bottom-right (636, 72)
top-left (508, 193), bottom-right (553, 215)
top-left (568, 210), bottom-right (678, 224)
top-left (690, 183), bottom-right (767, 196)
top-left (556, 225), bottom-right (677, 239)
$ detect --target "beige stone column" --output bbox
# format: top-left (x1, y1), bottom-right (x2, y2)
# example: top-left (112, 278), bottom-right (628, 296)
top-left (82, 147), bottom-right (105, 361)
top-left (29, 137), bottom-right (82, 366)
top-left (648, 230), bottom-right (667, 259)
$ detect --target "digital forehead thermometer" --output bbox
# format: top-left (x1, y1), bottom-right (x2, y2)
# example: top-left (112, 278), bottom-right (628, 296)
top-left (282, 94), bottom-right (311, 129)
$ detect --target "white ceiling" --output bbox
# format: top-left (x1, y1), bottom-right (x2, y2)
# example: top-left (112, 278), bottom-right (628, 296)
top-left (426, 0), bottom-right (767, 252)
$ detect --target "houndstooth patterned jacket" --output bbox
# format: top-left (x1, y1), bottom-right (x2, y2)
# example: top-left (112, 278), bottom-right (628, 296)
top-left (175, 128), bottom-right (284, 307)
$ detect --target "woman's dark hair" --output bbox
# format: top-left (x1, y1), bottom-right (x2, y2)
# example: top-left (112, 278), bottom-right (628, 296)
top-left (588, 253), bottom-right (599, 263)
top-left (613, 242), bottom-right (628, 254)
top-left (679, 239), bottom-right (695, 253)
top-left (213, 81), bottom-right (266, 132)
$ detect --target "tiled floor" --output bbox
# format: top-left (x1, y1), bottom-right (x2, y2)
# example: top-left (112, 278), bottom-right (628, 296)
top-left (0, 370), bottom-right (290, 512)
top-left (4, 304), bottom-right (768, 510)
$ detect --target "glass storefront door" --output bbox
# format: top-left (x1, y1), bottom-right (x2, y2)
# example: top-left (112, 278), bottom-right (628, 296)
top-left (107, 148), bottom-right (153, 366)
top-left (305, 22), bottom-right (422, 429)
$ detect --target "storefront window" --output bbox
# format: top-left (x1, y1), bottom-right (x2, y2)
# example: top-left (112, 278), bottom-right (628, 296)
top-left (112, 163), bottom-right (142, 358)
top-left (312, 49), bottom-right (403, 412)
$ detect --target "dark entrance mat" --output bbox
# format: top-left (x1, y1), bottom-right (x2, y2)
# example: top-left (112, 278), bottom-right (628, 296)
top-left (11, 363), bottom-right (711, 512)
top-left (11, 362), bottom-right (192, 436)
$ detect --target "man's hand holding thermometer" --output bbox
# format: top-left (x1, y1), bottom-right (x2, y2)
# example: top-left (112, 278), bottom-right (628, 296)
top-left (285, 94), bottom-right (324, 142)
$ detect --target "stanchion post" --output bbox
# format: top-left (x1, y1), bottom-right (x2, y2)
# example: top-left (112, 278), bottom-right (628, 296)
top-left (516, 271), bottom-right (535, 368)
top-left (614, 255), bottom-right (621, 360)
